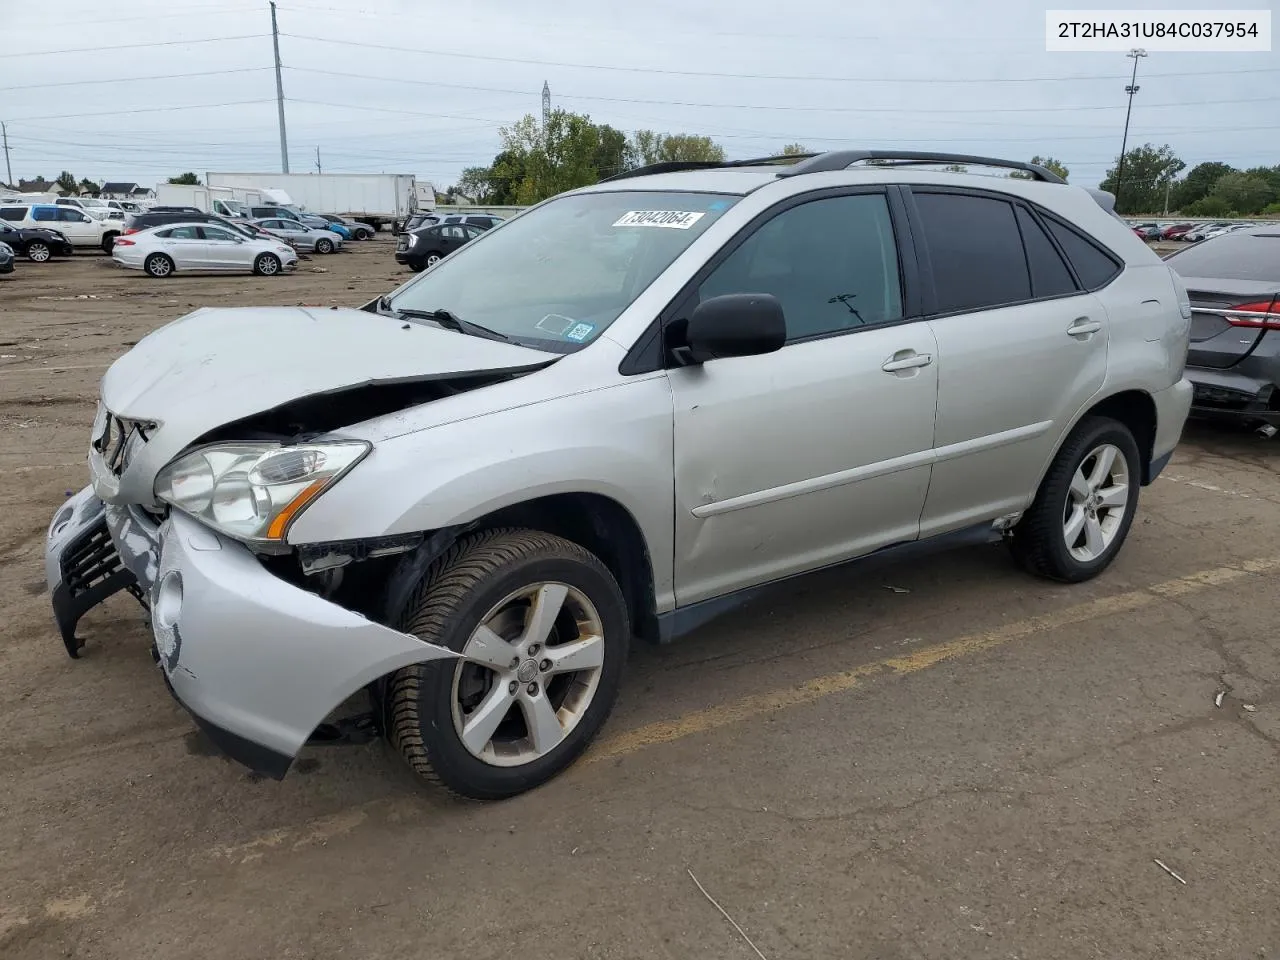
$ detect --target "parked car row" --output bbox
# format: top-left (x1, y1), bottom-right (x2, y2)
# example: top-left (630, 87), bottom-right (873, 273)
top-left (0, 202), bottom-right (122, 253)
top-left (1128, 219), bottom-right (1272, 244)
top-left (113, 221), bottom-right (299, 277)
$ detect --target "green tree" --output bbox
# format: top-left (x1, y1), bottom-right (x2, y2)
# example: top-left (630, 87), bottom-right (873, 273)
top-left (1185, 195), bottom-right (1234, 217)
top-left (1171, 161), bottom-right (1234, 210)
top-left (628, 130), bottom-right (726, 166)
top-left (78, 178), bottom-right (99, 195)
top-left (593, 124), bottom-right (630, 180)
top-left (499, 111), bottom-right (602, 204)
top-left (455, 166), bottom-right (495, 203)
top-left (55, 170), bottom-right (78, 194)
top-left (1099, 144), bottom-right (1184, 215)
top-left (168, 172), bottom-right (201, 185)
top-left (1030, 155), bottom-right (1069, 180)
top-left (781, 143), bottom-right (809, 155)
top-left (1206, 172), bottom-right (1276, 215)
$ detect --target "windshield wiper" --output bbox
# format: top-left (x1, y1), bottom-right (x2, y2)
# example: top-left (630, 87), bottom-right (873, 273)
top-left (388, 305), bottom-right (516, 344)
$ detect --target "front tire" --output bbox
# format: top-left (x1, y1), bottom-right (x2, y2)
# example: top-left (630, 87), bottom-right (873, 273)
top-left (26, 241), bottom-right (51, 262)
top-left (143, 253), bottom-right (174, 278)
top-left (253, 253), bottom-right (281, 276)
top-left (388, 529), bottom-right (629, 801)
top-left (1010, 416), bottom-right (1141, 583)
top-left (315, 237), bottom-right (334, 254)
top-left (101, 233), bottom-right (119, 253)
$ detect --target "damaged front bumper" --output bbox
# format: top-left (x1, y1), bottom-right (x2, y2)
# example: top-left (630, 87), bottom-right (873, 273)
top-left (46, 486), bottom-right (459, 778)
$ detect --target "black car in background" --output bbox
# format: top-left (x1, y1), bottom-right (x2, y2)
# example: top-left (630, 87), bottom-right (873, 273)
top-left (1166, 225), bottom-right (1280, 434)
top-left (0, 221), bottom-right (76, 262)
top-left (0, 241), bottom-right (15, 274)
top-left (395, 222), bottom-right (484, 271)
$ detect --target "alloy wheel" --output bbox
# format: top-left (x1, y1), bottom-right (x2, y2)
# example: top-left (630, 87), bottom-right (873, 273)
top-left (450, 582), bottom-right (605, 767)
top-left (1063, 443), bottom-right (1129, 562)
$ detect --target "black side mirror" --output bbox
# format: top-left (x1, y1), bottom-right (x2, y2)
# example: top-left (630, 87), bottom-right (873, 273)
top-left (680, 293), bottom-right (787, 364)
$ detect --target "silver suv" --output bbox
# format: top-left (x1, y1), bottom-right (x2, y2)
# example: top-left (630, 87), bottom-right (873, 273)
top-left (45, 150), bottom-right (1193, 800)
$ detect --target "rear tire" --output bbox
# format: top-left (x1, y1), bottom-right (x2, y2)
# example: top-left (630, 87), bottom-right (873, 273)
top-left (424, 251), bottom-right (442, 267)
top-left (253, 253), bottom-right (281, 276)
top-left (388, 528), bottom-right (629, 801)
top-left (354, 227), bottom-right (373, 240)
top-left (1010, 416), bottom-right (1141, 583)
top-left (26, 241), bottom-right (51, 262)
top-left (143, 253), bottom-right (174, 278)
top-left (101, 233), bottom-right (119, 253)
top-left (315, 237), bottom-right (334, 254)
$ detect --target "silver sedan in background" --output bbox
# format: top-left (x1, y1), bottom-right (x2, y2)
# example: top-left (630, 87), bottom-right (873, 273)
top-left (251, 217), bottom-right (344, 254)
top-left (112, 222), bottom-right (299, 277)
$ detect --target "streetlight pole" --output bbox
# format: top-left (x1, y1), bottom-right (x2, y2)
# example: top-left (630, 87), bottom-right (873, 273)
top-left (1114, 47), bottom-right (1146, 212)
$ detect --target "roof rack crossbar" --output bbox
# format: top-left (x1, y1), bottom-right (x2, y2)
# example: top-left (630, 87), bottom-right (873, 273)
top-left (775, 151), bottom-right (1066, 184)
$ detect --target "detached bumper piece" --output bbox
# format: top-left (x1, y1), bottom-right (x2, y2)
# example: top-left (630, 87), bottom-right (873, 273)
top-left (51, 514), bottom-right (143, 659)
top-left (1189, 372), bottom-right (1279, 425)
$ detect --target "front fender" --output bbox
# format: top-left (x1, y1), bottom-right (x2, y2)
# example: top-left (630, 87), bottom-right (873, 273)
top-left (287, 375), bottom-right (677, 609)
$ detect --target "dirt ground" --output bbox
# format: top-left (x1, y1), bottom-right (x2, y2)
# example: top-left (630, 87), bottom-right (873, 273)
top-left (2, 242), bottom-right (1279, 960)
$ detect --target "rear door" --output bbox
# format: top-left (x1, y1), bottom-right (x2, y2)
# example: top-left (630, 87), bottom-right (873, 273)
top-left (908, 189), bottom-right (1111, 535)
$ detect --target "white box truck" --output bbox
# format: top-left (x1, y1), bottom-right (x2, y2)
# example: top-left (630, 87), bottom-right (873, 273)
top-left (205, 173), bottom-right (418, 232)
top-left (154, 183), bottom-right (262, 219)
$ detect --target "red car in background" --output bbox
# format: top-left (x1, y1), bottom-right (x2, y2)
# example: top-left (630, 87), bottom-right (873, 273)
top-left (1161, 223), bottom-right (1194, 240)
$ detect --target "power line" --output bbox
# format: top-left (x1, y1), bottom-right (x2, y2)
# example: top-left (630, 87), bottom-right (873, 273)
top-left (282, 32), bottom-right (1280, 85)
top-left (282, 73), bottom-right (1280, 117)
top-left (0, 67), bottom-right (272, 93)
top-left (0, 34), bottom-right (266, 59)
top-left (5, 99), bottom-right (277, 123)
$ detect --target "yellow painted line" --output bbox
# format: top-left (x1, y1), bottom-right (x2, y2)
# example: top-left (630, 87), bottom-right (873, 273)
top-left (584, 555), bottom-right (1280, 765)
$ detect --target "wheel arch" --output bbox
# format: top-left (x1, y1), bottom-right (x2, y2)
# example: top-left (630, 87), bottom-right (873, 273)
top-left (1039, 388), bottom-right (1159, 492)
top-left (377, 492), bottom-right (659, 645)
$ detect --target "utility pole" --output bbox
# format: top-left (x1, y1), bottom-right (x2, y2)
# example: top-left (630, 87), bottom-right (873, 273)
top-left (1, 122), bottom-right (12, 188)
top-left (315, 146), bottom-right (321, 174)
top-left (1163, 178), bottom-right (1171, 216)
top-left (270, 1), bottom-right (290, 173)
top-left (1114, 47), bottom-right (1146, 212)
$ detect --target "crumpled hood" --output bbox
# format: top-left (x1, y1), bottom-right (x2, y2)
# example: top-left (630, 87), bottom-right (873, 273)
top-left (97, 305), bottom-right (554, 504)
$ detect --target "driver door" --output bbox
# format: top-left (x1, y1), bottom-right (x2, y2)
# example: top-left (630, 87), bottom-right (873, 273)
top-left (669, 189), bottom-right (939, 605)
top-left (197, 225), bottom-right (249, 269)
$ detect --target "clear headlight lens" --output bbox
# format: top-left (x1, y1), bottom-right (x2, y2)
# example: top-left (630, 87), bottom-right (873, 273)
top-left (154, 440), bottom-right (369, 543)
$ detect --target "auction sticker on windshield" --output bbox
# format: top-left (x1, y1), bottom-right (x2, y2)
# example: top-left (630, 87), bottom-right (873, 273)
top-left (613, 210), bottom-right (707, 229)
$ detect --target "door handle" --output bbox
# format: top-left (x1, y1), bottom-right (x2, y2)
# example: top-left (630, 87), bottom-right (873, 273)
top-left (1067, 317), bottom-right (1102, 338)
top-left (881, 352), bottom-right (933, 372)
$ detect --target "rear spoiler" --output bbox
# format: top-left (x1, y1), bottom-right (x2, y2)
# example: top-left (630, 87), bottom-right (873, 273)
top-left (1087, 188), bottom-right (1128, 224)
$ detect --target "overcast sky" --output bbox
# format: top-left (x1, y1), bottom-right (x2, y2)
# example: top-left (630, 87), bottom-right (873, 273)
top-left (2, 0), bottom-right (1276, 190)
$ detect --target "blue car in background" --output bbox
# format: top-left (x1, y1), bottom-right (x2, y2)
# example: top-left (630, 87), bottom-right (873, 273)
top-left (299, 214), bottom-right (351, 240)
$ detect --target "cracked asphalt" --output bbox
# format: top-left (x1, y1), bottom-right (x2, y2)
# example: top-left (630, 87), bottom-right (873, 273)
top-left (2, 245), bottom-right (1278, 959)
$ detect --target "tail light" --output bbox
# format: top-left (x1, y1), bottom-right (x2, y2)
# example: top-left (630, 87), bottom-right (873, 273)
top-left (114, 238), bottom-right (135, 246)
top-left (122, 228), bottom-right (139, 235)
top-left (1222, 298), bottom-right (1280, 331)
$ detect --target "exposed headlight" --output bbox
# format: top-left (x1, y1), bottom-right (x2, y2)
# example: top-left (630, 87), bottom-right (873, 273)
top-left (277, 246), bottom-right (293, 255)
top-left (154, 440), bottom-right (369, 544)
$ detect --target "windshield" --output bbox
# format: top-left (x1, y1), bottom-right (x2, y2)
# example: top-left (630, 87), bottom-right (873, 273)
top-left (1167, 231), bottom-right (1280, 282)
top-left (386, 190), bottom-right (739, 351)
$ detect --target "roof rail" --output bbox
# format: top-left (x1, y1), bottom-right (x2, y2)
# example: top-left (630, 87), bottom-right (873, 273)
top-left (776, 151), bottom-right (1067, 184)
top-left (597, 154), bottom-right (808, 184)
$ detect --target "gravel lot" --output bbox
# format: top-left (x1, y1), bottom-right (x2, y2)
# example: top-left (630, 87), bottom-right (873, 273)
top-left (2, 242), bottom-right (1278, 959)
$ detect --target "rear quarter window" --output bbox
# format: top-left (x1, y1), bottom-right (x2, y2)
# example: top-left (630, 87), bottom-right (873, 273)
top-left (0, 207), bottom-right (26, 221)
top-left (1042, 215), bottom-right (1122, 290)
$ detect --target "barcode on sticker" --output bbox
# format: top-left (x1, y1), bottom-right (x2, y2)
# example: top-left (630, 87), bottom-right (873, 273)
top-left (613, 210), bottom-right (706, 229)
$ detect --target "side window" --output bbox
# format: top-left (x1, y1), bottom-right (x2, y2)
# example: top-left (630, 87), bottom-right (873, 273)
top-left (1015, 206), bottom-right (1078, 299)
top-left (34, 208), bottom-right (58, 222)
top-left (201, 227), bottom-right (235, 241)
top-left (1043, 216), bottom-right (1122, 290)
top-left (56, 208), bottom-right (86, 222)
top-left (0, 207), bottom-right (26, 221)
top-left (167, 226), bottom-right (200, 239)
top-left (697, 193), bottom-right (903, 341)
top-left (913, 192), bottom-right (1030, 313)
top-left (154, 229), bottom-right (173, 238)
top-left (442, 225), bottom-right (465, 239)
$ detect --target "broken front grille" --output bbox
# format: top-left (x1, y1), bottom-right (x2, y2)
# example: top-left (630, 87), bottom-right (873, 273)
top-left (92, 412), bottom-right (150, 477)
